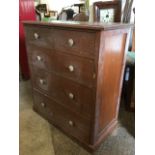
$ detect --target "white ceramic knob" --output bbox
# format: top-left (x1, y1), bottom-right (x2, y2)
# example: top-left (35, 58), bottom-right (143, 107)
top-left (69, 93), bottom-right (74, 99)
top-left (68, 38), bottom-right (74, 47)
top-left (36, 55), bottom-right (42, 61)
top-left (41, 102), bottom-right (45, 107)
top-left (34, 33), bottom-right (39, 39)
top-left (39, 79), bottom-right (45, 85)
top-left (68, 65), bottom-right (74, 72)
top-left (69, 120), bottom-right (74, 126)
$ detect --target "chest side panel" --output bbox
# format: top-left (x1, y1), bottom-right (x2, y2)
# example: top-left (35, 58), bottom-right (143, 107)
top-left (95, 29), bottom-right (130, 142)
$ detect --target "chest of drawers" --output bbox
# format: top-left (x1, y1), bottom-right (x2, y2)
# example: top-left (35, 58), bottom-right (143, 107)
top-left (24, 21), bottom-right (132, 151)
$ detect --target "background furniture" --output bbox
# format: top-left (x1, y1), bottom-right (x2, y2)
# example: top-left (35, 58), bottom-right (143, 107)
top-left (122, 52), bottom-right (135, 111)
top-left (122, 6), bottom-right (135, 111)
top-left (93, 0), bottom-right (122, 22)
top-left (36, 4), bottom-right (47, 13)
top-left (73, 12), bottom-right (89, 21)
top-left (73, 3), bottom-right (85, 13)
top-left (122, 0), bottom-right (134, 23)
top-left (35, 4), bottom-right (48, 20)
top-left (19, 0), bottom-right (36, 79)
top-left (57, 8), bottom-right (75, 20)
top-left (49, 10), bottom-right (58, 17)
top-left (24, 21), bottom-right (132, 151)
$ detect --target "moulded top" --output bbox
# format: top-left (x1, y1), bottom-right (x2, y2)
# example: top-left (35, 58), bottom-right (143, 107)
top-left (23, 20), bottom-right (133, 31)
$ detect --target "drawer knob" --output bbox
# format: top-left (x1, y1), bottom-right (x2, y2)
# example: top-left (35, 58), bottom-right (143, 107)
top-left (34, 33), bottom-right (39, 39)
top-left (68, 65), bottom-right (74, 72)
top-left (41, 102), bottom-right (45, 107)
top-left (69, 120), bottom-right (74, 126)
top-left (68, 38), bottom-right (74, 47)
top-left (39, 79), bottom-right (45, 85)
top-left (36, 55), bottom-right (42, 61)
top-left (68, 93), bottom-right (74, 99)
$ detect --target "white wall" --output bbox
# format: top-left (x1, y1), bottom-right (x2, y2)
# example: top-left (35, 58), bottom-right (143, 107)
top-left (39, 0), bottom-right (134, 22)
top-left (39, 0), bottom-right (104, 13)
top-left (40, 0), bottom-right (80, 13)
top-left (39, 0), bottom-right (109, 20)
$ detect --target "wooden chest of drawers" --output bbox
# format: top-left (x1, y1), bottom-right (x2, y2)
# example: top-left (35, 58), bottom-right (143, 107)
top-left (24, 21), bottom-right (132, 151)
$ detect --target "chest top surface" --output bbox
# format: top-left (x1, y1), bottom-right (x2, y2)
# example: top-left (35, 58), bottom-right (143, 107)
top-left (23, 20), bottom-right (133, 31)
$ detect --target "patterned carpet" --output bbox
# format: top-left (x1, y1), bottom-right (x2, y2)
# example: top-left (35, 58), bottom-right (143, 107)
top-left (19, 80), bottom-right (135, 155)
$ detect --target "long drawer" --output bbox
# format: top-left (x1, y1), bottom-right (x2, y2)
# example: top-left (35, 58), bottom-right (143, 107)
top-left (33, 90), bottom-right (91, 143)
top-left (28, 46), bottom-right (96, 87)
top-left (25, 25), bottom-right (96, 59)
top-left (30, 67), bottom-right (94, 118)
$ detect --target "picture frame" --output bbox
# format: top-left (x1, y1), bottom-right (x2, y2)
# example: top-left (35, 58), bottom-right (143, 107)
top-left (93, 1), bottom-right (122, 22)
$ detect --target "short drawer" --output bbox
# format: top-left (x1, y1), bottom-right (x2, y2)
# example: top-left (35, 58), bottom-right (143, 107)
top-left (28, 46), bottom-right (96, 87)
top-left (53, 29), bottom-right (96, 59)
top-left (33, 90), bottom-right (91, 143)
top-left (24, 26), bottom-right (54, 49)
top-left (30, 68), bottom-right (94, 118)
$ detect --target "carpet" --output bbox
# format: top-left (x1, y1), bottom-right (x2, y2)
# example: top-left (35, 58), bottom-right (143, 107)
top-left (19, 109), bottom-right (55, 155)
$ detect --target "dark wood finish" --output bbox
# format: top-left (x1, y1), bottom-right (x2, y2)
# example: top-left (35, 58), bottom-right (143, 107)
top-left (25, 25), bottom-right (96, 59)
top-left (23, 21), bottom-right (133, 31)
top-left (93, 0), bottom-right (122, 22)
top-left (33, 90), bottom-right (91, 143)
top-left (96, 30), bottom-right (129, 138)
top-left (53, 29), bottom-right (96, 58)
top-left (24, 21), bottom-right (132, 151)
top-left (27, 46), bottom-right (96, 87)
top-left (30, 67), bottom-right (94, 119)
top-left (24, 26), bottom-right (54, 49)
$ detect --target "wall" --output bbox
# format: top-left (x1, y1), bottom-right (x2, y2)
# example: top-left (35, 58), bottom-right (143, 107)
top-left (40, 0), bottom-right (80, 13)
top-left (38, 0), bottom-right (134, 23)
top-left (39, 0), bottom-right (104, 13)
top-left (39, 0), bottom-right (110, 21)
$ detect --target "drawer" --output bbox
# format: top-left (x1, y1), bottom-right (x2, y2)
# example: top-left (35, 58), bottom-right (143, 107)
top-left (53, 29), bottom-right (96, 58)
top-left (31, 68), bottom-right (94, 118)
top-left (33, 90), bottom-right (91, 143)
top-left (25, 26), bottom-right (54, 49)
top-left (28, 46), bottom-right (96, 87)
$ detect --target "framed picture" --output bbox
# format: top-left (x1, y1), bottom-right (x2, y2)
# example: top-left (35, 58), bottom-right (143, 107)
top-left (93, 1), bottom-right (122, 22)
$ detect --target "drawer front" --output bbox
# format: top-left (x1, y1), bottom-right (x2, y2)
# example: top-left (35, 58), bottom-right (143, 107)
top-left (33, 90), bottom-right (91, 143)
top-left (25, 26), bottom-right (54, 49)
top-left (31, 68), bottom-right (94, 118)
top-left (53, 29), bottom-right (96, 58)
top-left (28, 46), bottom-right (96, 87)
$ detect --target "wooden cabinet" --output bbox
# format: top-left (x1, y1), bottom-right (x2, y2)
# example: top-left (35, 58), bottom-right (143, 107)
top-left (24, 21), bottom-right (132, 151)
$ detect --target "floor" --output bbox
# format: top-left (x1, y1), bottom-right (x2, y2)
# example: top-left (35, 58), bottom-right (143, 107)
top-left (19, 80), bottom-right (135, 155)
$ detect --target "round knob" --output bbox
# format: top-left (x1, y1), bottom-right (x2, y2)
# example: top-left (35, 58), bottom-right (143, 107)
top-left (39, 79), bottom-right (45, 85)
top-left (41, 102), bottom-right (45, 107)
top-left (68, 65), bottom-right (74, 72)
top-left (34, 33), bottom-right (39, 39)
top-left (93, 73), bottom-right (96, 79)
top-left (36, 55), bottom-right (42, 61)
top-left (69, 120), bottom-right (74, 126)
top-left (68, 93), bottom-right (74, 99)
top-left (68, 38), bottom-right (74, 47)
